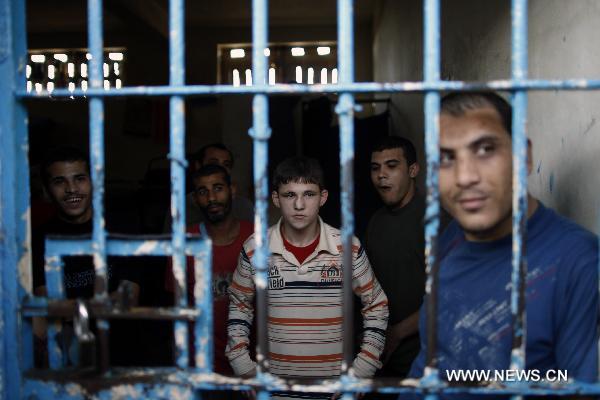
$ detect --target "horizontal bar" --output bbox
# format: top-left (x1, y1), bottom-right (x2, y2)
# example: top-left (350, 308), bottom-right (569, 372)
top-left (44, 237), bottom-right (209, 257)
top-left (21, 297), bottom-right (201, 320)
top-left (15, 79), bottom-right (600, 98)
top-left (22, 372), bottom-right (600, 397)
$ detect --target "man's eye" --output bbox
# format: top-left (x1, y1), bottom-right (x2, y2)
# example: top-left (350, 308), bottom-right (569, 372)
top-left (196, 189), bottom-right (208, 196)
top-left (440, 152), bottom-right (454, 166)
top-left (476, 144), bottom-right (495, 156)
top-left (305, 192), bottom-right (316, 197)
top-left (370, 165), bottom-right (379, 171)
top-left (283, 193), bottom-right (295, 198)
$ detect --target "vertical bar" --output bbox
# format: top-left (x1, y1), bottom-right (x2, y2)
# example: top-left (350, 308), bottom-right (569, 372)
top-left (251, 0), bottom-right (271, 380)
top-left (509, 0), bottom-right (528, 386)
top-left (87, 0), bottom-right (110, 372)
top-left (193, 241), bottom-right (213, 372)
top-left (45, 255), bottom-right (66, 368)
top-left (0, 0), bottom-right (29, 394)
top-left (422, 0), bottom-right (441, 387)
top-left (169, 0), bottom-right (189, 368)
top-left (336, 0), bottom-right (355, 375)
top-left (88, 0), bottom-right (108, 300)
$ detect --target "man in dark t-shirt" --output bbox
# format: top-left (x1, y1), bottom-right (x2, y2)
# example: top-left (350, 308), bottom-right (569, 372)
top-left (365, 136), bottom-right (425, 378)
top-left (32, 146), bottom-right (140, 366)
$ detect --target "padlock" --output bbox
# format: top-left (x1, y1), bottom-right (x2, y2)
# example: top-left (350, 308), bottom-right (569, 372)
top-left (73, 300), bottom-right (96, 368)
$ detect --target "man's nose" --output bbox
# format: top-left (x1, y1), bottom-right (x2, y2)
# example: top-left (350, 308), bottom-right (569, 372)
top-left (65, 179), bottom-right (77, 193)
top-left (294, 196), bottom-right (305, 210)
top-left (455, 157), bottom-right (480, 188)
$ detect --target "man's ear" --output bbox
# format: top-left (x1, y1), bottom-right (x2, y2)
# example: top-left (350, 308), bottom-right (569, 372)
top-left (272, 190), bottom-right (281, 209)
top-left (319, 190), bottom-right (329, 207)
top-left (408, 163), bottom-right (420, 178)
top-left (527, 139), bottom-right (533, 175)
top-left (230, 182), bottom-right (237, 197)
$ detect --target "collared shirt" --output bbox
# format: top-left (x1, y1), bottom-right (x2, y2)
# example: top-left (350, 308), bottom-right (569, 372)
top-left (226, 218), bottom-right (389, 379)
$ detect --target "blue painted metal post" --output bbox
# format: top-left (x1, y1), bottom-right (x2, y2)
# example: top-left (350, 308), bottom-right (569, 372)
top-left (0, 0), bottom-right (30, 396)
top-left (168, 0), bottom-right (189, 369)
top-left (422, 0), bottom-right (441, 395)
top-left (45, 255), bottom-right (67, 368)
top-left (87, 0), bottom-right (111, 371)
top-left (509, 0), bottom-right (528, 388)
top-left (336, 0), bottom-right (356, 381)
top-left (250, 1), bottom-right (272, 398)
top-left (193, 238), bottom-right (213, 372)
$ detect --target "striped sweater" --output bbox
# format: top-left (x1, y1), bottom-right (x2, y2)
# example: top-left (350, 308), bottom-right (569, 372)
top-left (226, 218), bottom-right (389, 379)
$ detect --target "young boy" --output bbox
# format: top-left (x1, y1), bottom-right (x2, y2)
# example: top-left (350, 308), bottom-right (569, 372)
top-left (226, 156), bottom-right (388, 395)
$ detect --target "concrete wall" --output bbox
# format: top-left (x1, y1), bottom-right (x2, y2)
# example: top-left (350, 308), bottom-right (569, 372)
top-left (373, 0), bottom-right (600, 232)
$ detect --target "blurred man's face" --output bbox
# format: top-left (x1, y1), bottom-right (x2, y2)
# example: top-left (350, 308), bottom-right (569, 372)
top-left (370, 148), bottom-right (418, 210)
top-left (272, 181), bottom-right (327, 236)
top-left (46, 161), bottom-right (93, 224)
top-left (192, 172), bottom-right (233, 223)
top-left (439, 106), bottom-right (521, 241)
top-left (201, 147), bottom-right (233, 174)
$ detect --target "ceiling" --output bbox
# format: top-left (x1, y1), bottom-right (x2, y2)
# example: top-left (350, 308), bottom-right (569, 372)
top-left (27, 0), bottom-right (376, 37)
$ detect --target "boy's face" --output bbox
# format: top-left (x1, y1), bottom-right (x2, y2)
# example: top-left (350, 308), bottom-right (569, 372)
top-left (45, 160), bottom-right (93, 224)
top-left (272, 181), bottom-right (328, 234)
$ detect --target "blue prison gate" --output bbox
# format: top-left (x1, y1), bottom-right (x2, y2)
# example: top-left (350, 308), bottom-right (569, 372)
top-left (0, 0), bottom-right (600, 399)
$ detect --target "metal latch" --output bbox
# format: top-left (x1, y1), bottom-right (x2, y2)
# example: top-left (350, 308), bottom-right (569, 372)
top-left (73, 300), bottom-right (96, 368)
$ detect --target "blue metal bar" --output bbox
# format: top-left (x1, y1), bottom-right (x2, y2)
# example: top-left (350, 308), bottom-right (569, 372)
top-left (168, 0), bottom-right (189, 369)
top-left (21, 372), bottom-right (600, 398)
top-left (16, 79), bottom-right (600, 99)
top-left (422, 0), bottom-right (441, 390)
top-left (509, 0), bottom-right (528, 382)
top-left (87, 0), bottom-right (111, 372)
top-left (45, 255), bottom-right (66, 368)
top-left (193, 247), bottom-right (213, 372)
top-left (0, 0), bottom-right (30, 394)
top-left (250, 0), bottom-right (271, 381)
top-left (43, 237), bottom-right (208, 257)
top-left (336, 0), bottom-right (355, 377)
top-left (88, 0), bottom-right (109, 301)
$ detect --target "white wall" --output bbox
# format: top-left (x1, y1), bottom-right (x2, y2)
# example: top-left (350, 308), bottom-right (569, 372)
top-left (373, 0), bottom-right (600, 232)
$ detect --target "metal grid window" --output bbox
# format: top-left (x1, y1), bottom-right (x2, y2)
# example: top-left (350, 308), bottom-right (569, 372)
top-left (26, 48), bottom-right (125, 95)
top-left (218, 42), bottom-right (338, 86)
top-left (0, 0), bottom-right (599, 399)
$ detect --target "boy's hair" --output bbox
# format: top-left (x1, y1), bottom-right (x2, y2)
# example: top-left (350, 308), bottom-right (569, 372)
top-left (193, 143), bottom-right (234, 166)
top-left (441, 91), bottom-right (512, 136)
top-left (41, 146), bottom-right (90, 187)
top-left (191, 163), bottom-right (231, 186)
top-left (371, 136), bottom-right (417, 166)
top-left (272, 156), bottom-right (326, 191)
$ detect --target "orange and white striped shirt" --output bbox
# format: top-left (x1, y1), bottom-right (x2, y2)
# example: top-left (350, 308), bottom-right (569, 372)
top-left (226, 218), bottom-right (389, 379)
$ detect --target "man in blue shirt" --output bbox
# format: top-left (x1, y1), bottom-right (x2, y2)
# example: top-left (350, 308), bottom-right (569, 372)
top-left (409, 92), bottom-right (598, 384)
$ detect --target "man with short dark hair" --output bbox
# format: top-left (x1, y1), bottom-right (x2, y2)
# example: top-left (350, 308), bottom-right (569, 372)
top-left (409, 91), bottom-right (598, 383)
top-left (32, 146), bottom-right (140, 366)
top-left (166, 164), bottom-right (253, 376)
top-left (226, 156), bottom-right (389, 399)
top-left (165, 143), bottom-right (254, 230)
top-left (365, 136), bottom-right (425, 379)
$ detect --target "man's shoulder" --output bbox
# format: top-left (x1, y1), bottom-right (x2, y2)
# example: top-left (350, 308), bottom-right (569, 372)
top-left (241, 224), bottom-right (276, 253)
top-left (534, 205), bottom-right (598, 261)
